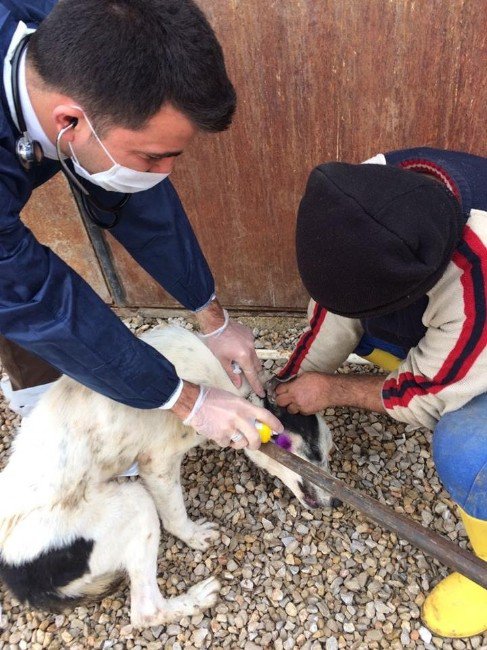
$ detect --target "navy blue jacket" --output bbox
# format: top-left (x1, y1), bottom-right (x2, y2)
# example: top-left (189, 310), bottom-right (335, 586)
top-left (0, 0), bottom-right (215, 407)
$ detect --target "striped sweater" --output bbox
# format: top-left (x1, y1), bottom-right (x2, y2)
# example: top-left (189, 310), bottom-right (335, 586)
top-left (280, 148), bottom-right (487, 430)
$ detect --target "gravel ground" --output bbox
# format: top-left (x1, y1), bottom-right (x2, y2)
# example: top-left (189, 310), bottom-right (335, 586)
top-left (1, 313), bottom-right (486, 650)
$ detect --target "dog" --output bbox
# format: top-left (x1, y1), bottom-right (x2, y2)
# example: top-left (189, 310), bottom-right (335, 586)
top-left (0, 326), bottom-right (334, 627)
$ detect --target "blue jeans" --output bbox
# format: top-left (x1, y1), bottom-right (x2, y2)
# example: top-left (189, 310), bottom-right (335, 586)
top-left (433, 393), bottom-right (487, 519)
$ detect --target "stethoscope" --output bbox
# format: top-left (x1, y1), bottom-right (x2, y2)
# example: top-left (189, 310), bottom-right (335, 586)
top-left (11, 34), bottom-right (130, 229)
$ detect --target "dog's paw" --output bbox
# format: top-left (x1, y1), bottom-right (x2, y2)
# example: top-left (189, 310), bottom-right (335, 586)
top-left (179, 518), bottom-right (220, 550)
top-left (186, 576), bottom-right (221, 610)
top-left (130, 577), bottom-right (221, 627)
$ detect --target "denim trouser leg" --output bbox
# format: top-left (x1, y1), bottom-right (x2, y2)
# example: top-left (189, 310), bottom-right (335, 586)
top-left (433, 393), bottom-right (487, 519)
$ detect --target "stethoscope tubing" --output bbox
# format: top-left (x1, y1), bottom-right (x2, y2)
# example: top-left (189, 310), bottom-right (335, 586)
top-left (11, 34), bottom-right (130, 229)
top-left (56, 123), bottom-right (130, 229)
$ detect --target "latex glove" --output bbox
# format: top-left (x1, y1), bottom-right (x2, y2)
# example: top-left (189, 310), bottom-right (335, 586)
top-left (199, 309), bottom-right (264, 397)
top-left (183, 386), bottom-right (283, 450)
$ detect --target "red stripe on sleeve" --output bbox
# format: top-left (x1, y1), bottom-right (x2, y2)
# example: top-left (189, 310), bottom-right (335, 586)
top-left (278, 303), bottom-right (327, 379)
top-left (383, 226), bottom-right (487, 410)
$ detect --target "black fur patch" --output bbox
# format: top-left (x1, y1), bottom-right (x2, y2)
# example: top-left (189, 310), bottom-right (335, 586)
top-left (265, 398), bottom-right (323, 462)
top-left (0, 537), bottom-right (94, 611)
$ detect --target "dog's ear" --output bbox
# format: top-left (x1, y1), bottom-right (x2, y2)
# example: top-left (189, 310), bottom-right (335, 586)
top-left (244, 369), bottom-right (280, 403)
top-left (264, 375), bottom-right (279, 404)
top-left (263, 395), bottom-right (287, 422)
top-left (258, 368), bottom-right (273, 389)
top-left (265, 374), bottom-right (294, 405)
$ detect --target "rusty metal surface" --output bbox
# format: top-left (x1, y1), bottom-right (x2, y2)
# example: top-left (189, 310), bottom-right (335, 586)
top-left (105, 232), bottom-right (177, 307)
top-left (89, 1), bottom-right (487, 308)
top-left (21, 174), bottom-right (112, 303)
top-left (261, 441), bottom-right (487, 590)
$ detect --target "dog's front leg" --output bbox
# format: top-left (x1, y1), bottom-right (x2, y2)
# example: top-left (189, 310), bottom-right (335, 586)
top-left (141, 452), bottom-right (219, 551)
top-left (128, 524), bottom-right (220, 629)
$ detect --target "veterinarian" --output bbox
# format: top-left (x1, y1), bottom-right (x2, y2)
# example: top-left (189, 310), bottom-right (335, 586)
top-left (0, 0), bottom-right (283, 450)
top-left (275, 148), bottom-right (487, 639)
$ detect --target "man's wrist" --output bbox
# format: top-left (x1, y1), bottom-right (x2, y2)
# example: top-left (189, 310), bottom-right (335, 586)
top-left (195, 296), bottom-right (226, 335)
top-left (170, 380), bottom-right (201, 420)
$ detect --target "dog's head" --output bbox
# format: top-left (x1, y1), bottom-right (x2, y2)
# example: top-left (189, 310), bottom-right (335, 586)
top-left (246, 378), bottom-right (339, 510)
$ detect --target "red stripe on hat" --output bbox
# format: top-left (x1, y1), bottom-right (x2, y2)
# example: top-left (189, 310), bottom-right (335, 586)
top-left (278, 303), bottom-right (327, 379)
top-left (399, 159), bottom-right (461, 202)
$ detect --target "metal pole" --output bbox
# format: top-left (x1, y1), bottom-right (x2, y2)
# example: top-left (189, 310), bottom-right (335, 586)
top-left (260, 442), bottom-right (487, 590)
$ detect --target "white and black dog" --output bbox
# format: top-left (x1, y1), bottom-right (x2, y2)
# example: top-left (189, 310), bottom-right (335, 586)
top-left (0, 326), bottom-right (334, 627)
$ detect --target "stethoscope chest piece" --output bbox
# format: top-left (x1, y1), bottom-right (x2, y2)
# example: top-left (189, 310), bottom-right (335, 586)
top-left (11, 34), bottom-right (45, 171)
top-left (16, 132), bottom-right (44, 170)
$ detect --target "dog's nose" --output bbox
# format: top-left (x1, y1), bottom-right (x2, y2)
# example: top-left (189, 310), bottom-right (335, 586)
top-left (330, 497), bottom-right (343, 508)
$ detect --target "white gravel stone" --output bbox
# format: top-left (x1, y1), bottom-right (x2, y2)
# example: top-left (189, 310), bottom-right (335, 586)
top-left (419, 625), bottom-right (433, 644)
top-left (325, 637), bottom-right (338, 650)
top-left (285, 602), bottom-right (298, 617)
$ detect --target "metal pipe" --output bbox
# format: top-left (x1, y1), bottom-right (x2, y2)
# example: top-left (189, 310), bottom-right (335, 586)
top-left (260, 442), bottom-right (487, 590)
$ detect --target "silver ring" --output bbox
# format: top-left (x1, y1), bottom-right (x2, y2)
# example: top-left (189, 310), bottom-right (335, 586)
top-left (230, 432), bottom-right (244, 443)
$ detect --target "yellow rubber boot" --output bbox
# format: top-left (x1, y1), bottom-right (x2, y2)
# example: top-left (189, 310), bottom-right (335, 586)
top-left (422, 508), bottom-right (487, 638)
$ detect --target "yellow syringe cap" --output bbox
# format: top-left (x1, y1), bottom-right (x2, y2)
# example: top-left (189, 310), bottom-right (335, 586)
top-left (255, 420), bottom-right (273, 443)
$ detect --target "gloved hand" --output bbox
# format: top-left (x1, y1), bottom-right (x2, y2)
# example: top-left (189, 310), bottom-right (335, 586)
top-left (199, 309), bottom-right (265, 397)
top-left (183, 386), bottom-right (283, 450)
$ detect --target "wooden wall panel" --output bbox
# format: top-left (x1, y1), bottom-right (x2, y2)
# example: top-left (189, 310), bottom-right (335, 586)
top-left (100, 0), bottom-right (487, 310)
top-left (21, 174), bottom-right (111, 303)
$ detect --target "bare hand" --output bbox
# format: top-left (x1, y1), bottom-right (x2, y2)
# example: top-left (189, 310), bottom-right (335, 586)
top-left (275, 372), bottom-right (335, 415)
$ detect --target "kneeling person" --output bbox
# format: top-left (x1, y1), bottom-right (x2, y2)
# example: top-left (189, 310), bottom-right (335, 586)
top-left (276, 148), bottom-right (487, 639)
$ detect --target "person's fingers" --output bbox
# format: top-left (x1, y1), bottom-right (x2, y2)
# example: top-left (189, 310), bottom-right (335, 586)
top-left (232, 372), bottom-right (243, 389)
top-left (287, 403), bottom-right (299, 415)
top-left (228, 431), bottom-right (248, 450)
top-left (275, 391), bottom-right (292, 407)
top-left (242, 366), bottom-right (265, 397)
top-left (224, 362), bottom-right (243, 389)
top-left (275, 382), bottom-right (289, 396)
top-left (235, 417), bottom-right (262, 450)
top-left (252, 352), bottom-right (263, 374)
top-left (251, 405), bottom-right (283, 434)
top-left (253, 356), bottom-right (264, 381)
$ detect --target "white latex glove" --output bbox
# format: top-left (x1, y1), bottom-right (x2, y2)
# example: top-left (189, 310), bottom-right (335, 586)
top-left (183, 386), bottom-right (283, 450)
top-left (199, 310), bottom-right (264, 397)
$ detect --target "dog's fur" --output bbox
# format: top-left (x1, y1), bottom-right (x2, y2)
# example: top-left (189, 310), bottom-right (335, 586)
top-left (0, 326), bottom-right (333, 627)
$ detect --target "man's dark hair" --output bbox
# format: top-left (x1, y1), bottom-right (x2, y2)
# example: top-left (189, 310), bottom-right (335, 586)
top-left (28, 0), bottom-right (236, 132)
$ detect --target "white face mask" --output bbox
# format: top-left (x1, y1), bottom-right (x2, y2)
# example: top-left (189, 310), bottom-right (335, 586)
top-left (68, 108), bottom-right (170, 193)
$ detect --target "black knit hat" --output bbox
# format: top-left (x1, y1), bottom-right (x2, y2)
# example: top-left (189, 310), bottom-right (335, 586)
top-left (296, 163), bottom-right (465, 318)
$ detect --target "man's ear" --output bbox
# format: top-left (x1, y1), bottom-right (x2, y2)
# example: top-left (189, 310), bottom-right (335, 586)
top-left (52, 104), bottom-right (88, 145)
